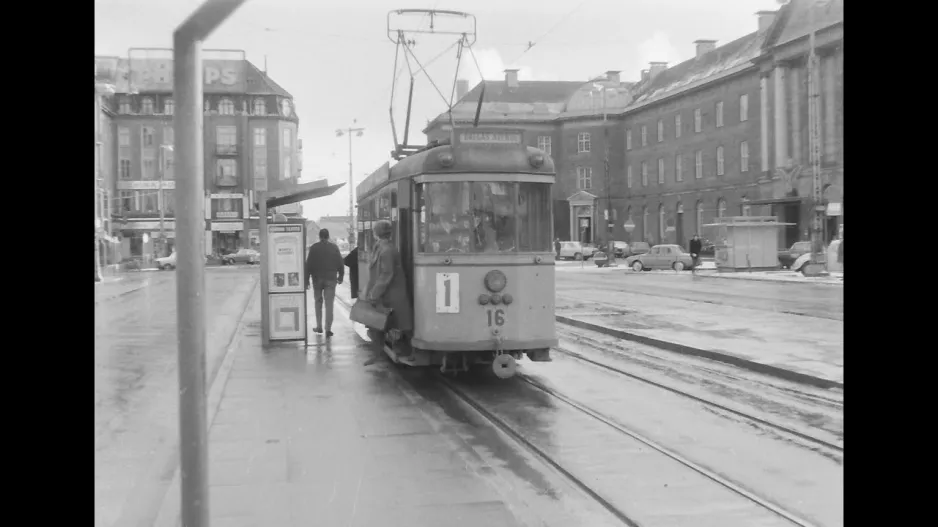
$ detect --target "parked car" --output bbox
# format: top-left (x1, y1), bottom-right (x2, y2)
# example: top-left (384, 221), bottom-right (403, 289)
top-left (558, 241), bottom-right (597, 260)
top-left (612, 241), bottom-right (629, 258)
top-left (778, 241), bottom-right (812, 269)
top-left (156, 252), bottom-right (177, 270)
top-left (625, 241), bottom-right (651, 257)
top-left (222, 248), bottom-right (260, 265)
top-left (791, 240), bottom-right (842, 275)
top-left (625, 244), bottom-right (697, 272)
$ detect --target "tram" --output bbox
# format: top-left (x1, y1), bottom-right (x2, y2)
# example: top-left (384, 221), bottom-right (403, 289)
top-left (355, 129), bottom-right (557, 378)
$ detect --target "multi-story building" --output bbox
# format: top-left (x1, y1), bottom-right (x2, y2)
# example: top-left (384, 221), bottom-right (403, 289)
top-left (95, 63), bottom-right (121, 273)
top-left (94, 49), bottom-right (301, 260)
top-left (425, 0), bottom-right (843, 250)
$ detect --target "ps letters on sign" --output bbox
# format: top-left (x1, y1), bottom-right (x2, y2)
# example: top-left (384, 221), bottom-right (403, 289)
top-left (205, 67), bottom-right (237, 86)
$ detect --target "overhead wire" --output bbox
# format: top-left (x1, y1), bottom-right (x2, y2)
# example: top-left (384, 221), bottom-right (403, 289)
top-left (503, 0), bottom-right (593, 67)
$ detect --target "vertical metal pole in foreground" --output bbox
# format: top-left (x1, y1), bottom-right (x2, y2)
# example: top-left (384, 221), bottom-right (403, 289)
top-left (173, 2), bottom-right (247, 526)
top-left (260, 194), bottom-right (270, 347)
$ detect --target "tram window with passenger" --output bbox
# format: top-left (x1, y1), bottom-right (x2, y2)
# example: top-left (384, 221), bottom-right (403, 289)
top-left (418, 181), bottom-right (552, 253)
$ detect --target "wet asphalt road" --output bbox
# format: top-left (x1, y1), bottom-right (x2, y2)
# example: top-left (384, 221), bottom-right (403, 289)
top-left (94, 268), bottom-right (258, 527)
top-left (556, 269), bottom-right (843, 320)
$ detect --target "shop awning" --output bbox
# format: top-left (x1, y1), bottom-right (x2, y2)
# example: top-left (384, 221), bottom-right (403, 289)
top-left (745, 197), bottom-right (806, 206)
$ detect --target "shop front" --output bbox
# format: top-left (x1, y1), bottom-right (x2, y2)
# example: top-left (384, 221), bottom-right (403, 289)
top-left (121, 220), bottom-right (176, 262)
top-left (209, 220), bottom-right (245, 255)
top-left (208, 193), bottom-right (247, 255)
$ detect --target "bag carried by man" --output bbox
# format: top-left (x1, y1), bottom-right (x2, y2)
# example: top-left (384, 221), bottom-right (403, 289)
top-left (349, 300), bottom-right (392, 331)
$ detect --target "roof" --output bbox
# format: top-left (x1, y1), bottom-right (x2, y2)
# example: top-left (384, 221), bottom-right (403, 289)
top-left (625, 30), bottom-right (766, 110)
top-left (244, 61), bottom-right (292, 97)
top-left (767, 0), bottom-right (843, 49)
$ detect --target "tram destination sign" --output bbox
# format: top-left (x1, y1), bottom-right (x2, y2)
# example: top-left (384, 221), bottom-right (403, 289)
top-left (458, 131), bottom-right (522, 145)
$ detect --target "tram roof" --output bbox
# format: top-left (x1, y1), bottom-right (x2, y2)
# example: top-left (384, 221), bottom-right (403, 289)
top-left (357, 130), bottom-right (555, 199)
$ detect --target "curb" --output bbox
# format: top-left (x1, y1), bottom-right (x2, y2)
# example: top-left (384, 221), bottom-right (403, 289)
top-left (555, 315), bottom-right (843, 391)
top-left (151, 277), bottom-right (259, 527)
top-left (691, 272), bottom-right (843, 287)
top-left (94, 284), bottom-right (149, 306)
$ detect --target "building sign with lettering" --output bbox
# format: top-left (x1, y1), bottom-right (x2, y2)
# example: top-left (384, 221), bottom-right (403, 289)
top-left (125, 220), bottom-right (176, 231)
top-left (458, 131), bottom-right (523, 145)
top-left (211, 221), bottom-right (244, 232)
top-left (97, 56), bottom-right (247, 93)
top-left (118, 180), bottom-right (176, 190)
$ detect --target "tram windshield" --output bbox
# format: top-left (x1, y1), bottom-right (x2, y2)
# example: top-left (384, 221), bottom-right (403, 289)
top-left (418, 181), bottom-right (552, 253)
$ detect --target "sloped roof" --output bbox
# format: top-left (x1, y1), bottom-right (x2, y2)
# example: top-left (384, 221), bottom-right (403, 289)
top-left (625, 30), bottom-right (766, 110)
top-left (459, 80), bottom-right (586, 104)
top-left (244, 61), bottom-right (292, 97)
top-left (769, 0), bottom-right (843, 49)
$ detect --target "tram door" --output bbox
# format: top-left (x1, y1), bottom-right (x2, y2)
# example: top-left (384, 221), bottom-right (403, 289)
top-left (395, 180), bottom-right (415, 307)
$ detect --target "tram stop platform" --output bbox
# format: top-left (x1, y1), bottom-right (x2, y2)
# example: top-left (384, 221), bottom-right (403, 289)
top-left (154, 284), bottom-right (540, 527)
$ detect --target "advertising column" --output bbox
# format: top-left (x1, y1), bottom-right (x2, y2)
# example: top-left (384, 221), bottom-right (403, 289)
top-left (267, 223), bottom-right (307, 343)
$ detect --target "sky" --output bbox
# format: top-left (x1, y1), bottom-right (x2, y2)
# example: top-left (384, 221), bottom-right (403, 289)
top-left (95, 0), bottom-right (780, 220)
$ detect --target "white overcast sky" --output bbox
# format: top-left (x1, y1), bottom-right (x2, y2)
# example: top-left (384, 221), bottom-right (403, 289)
top-left (95, 0), bottom-right (779, 219)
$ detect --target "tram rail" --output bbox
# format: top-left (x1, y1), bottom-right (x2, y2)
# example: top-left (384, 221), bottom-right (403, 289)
top-left (436, 372), bottom-right (826, 527)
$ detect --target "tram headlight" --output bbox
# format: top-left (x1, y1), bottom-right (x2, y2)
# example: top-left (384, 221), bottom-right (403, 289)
top-left (490, 293), bottom-right (502, 305)
top-left (484, 270), bottom-right (507, 292)
top-left (529, 152), bottom-right (545, 168)
top-left (502, 294), bottom-right (513, 305)
top-left (438, 151), bottom-right (455, 167)
top-left (478, 294), bottom-right (490, 305)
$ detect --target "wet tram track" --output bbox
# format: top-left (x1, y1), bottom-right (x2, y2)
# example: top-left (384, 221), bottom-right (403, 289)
top-left (436, 370), bottom-right (835, 527)
top-left (551, 325), bottom-right (843, 452)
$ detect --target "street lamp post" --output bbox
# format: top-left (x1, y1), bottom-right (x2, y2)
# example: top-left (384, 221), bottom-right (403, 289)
top-left (336, 122), bottom-right (364, 242)
top-left (159, 144), bottom-right (174, 256)
top-left (591, 80), bottom-right (615, 263)
top-left (804, 0), bottom-right (829, 276)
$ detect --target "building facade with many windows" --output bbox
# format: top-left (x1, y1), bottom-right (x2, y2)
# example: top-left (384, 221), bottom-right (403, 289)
top-left (94, 51), bottom-right (301, 260)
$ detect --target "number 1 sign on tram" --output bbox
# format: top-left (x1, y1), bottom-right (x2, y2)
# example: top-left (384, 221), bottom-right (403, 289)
top-left (436, 273), bottom-right (460, 313)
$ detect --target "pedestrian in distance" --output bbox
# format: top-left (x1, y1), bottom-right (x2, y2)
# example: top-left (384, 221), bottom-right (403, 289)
top-left (365, 220), bottom-right (413, 355)
top-left (689, 234), bottom-right (702, 275)
top-left (344, 245), bottom-right (359, 299)
top-left (555, 238), bottom-right (561, 259)
top-left (305, 228), bottom-right (344, 337)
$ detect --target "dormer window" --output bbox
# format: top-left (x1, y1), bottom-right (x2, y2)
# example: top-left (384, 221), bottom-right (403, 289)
top-left (141, 97), bottom-right (154, 115)
top-left (163, 98), bottom-right (174, 115)
top-left (218, 98), bottom-right (235, 115)
top-left (119, 98), bottom-right (131, 114)
top-left (253, 98), bottom-right (266, 115)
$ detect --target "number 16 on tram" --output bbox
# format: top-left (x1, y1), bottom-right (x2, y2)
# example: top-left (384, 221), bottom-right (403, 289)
top-left (355, 129), bottom-right (557, 378)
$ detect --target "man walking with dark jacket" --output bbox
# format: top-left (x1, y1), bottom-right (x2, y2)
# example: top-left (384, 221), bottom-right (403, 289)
top-left (689, 234), bottom-right (702, 275)
top-left (306, 229), bottom-right (344, 337)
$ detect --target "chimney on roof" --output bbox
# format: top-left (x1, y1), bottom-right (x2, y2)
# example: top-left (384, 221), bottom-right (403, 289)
top-left (641, 69), bottom-right (649, 82)
top-left (693, 40), bottom-right (717, 58)
top-left (456, 79), bottom-right (469, 101)
top-left (605, 70), bottom-right (621, 85)
top-left (648, 62), bottom-right (668, 80)
top-left (756, 10), bottom-right (777, 32)
top-left (504, 69), bottom-right (519, 88)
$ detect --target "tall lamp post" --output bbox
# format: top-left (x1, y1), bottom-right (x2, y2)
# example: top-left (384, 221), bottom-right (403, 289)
top-left (158, 144), bottom-right (174, 256)
top-left (336, 121), bottom-right (364, 243)
top-left (803, 0), bottom-right (830, 276)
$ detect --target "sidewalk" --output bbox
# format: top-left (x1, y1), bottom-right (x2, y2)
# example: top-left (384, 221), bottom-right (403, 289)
top-left (155, 286), bottom-right (529, 527)
top-left (557, 263), bottom-right (843, 285)
top-left (555, 293), bottom-right (843, 390)
top-left (94, 276), bottom-right (149, 304)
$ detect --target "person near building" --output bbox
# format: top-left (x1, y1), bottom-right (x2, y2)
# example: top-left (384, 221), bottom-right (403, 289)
top-left (344, 246), bottom-right (359, 299)
top-left (365, 220), bottom-right (413, 354)
top-left (305, 228), bottom-right (344, 337)
top-left (689, 234), bottom-right (702, 274)
top-left (555, 238), bottom-right (562, 259)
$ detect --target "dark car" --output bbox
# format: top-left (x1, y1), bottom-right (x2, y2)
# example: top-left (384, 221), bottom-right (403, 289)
top-left (626, 241), bottom-right (651, 257)
top-left (778, 241), bottom-right (812, 269)
top-left (222, 248), bottom-right (260, 265)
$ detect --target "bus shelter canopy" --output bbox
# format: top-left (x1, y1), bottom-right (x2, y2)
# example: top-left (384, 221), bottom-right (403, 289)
top-left (264, 180), bottom-right (346, 209)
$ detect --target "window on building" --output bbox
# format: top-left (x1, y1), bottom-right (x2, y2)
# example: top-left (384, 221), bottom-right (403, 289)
top-left (119, 159), bottom-right (131, 180)
top-left (740, 141), bottom-right (750, 172)
top-left (120, 190), bottom-right (135, 212)
top-left (217, 159), bottom-right (238, 186)
top-left (716, 146), bottom-right (725, 175)
top-left (741, 196), bottom-right (750, 216)
top-left (283, 128), bottom-right (292, 149)
top-left (717, 198), bottom-right (727, 219)
top-left (537, 136), bottom-right (552, 156)
top-left (716, 101), bottom-right (724, 127)
top-left (142, 157), bottom-right (157, 181)
top-left (694, 108), bottom-right (702, 132)
top-left (162, 148), bottom-right (174, 180)
top-left (696, 201), bottom-right (704, 234)
top-left (657, 119), bottom-right (664, 142)
top-left (576, 166), bottom-right (592, 189)
top-left (216, 126), bottom-right (237, 153)
top-left (627, 165), bottom-right (633, 188)
top-left (577, 132), bottom-right (591, 153)
top-left (641, 125), bottom-right (647, 146)
top-left (657, 158), bottom-right (665, 184)
top-left (218, 98), bottom-right (235, 115)
top-left (675, 155), bottom-right (683, 182)
top-left (142, 127), bottom-right (155, 147)
top-left (163, 127), bottom-right (174, 146)
top-left (253, 98), bottom-right (266, 115)
top-left (642, 206), bottom-right (649, 242)
top-left (163, 190), bottom-right (175, 215)
top-left (141, 97), bottom-right (154, 115)
top-left (142, 190), bottom-right (159, 213)
top-left (695, 150), bottom-right (703, 178)
top-left (641, 161), bottom-right (648, 186)
top-left (119, 98), bottom-right (131, 114)
top-left (740, 94), bottom-right (749, 122)
top-left (164, 98), bottom-right (174, 115)
top-left (254, 155), bottom-right (267, 180)
top-left (626, 129), bottom-right (632, 150)
top-left (675, 114), bottom-right (682, 138)
top-left (118, 128), bottom-right (130, 147)
top-left (253, 127), bottom-right (267, 147)
top-left (283, 156), bottom-right (292, 180)
top-left (659, 204), bottom-right (666, 243)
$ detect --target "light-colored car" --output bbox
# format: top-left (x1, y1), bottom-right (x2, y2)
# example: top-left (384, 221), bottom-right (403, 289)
top-left (222, 248), bottom-right (260, 265)
top-left (791, 239), bottom-right (842, 274)
top-left (625, 244), bottom-right (696, 272)
top-left (156, 251), bottom-right (177, 270)
top-left (558, 241), bottom-right (597, 260)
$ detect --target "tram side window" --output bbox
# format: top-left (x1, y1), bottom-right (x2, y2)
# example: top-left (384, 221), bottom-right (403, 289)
top-left (416, 185), bottom-right (427, 252)
top-left (516, 183), bottom-right (552, 252)
top-left (359, 197), bottom-right (375, 260)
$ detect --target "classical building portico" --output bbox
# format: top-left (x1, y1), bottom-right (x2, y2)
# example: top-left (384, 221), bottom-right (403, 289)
top-left (567, 190), bottom-right (597, 243)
